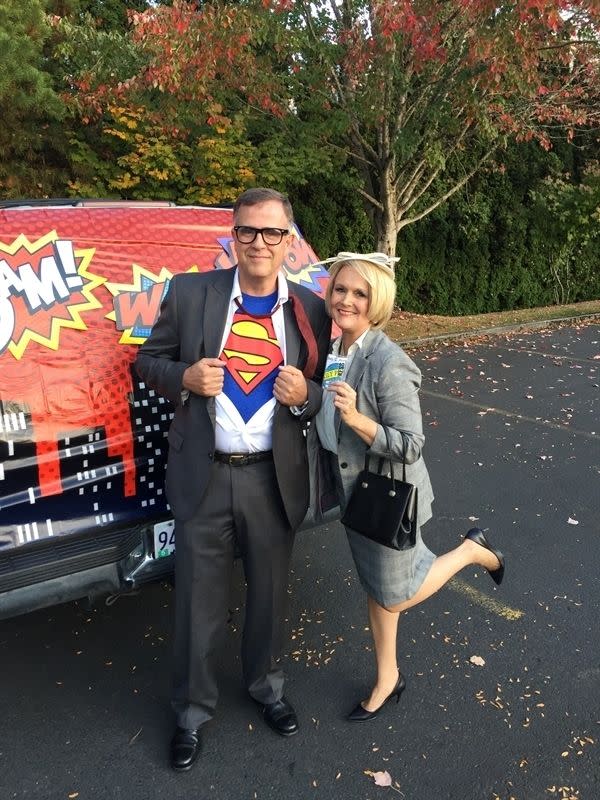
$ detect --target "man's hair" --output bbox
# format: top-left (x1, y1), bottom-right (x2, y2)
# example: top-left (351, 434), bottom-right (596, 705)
top-left (325, 258), bottom-right (396, 330)
top-left (233, 188), bottom-right (294, 225)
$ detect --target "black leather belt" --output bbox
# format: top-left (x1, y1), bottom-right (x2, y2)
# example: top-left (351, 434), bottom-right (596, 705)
top-left (213, 450), bottom-right (273, 466)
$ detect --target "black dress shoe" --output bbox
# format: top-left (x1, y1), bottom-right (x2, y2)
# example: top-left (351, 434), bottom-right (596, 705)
top-left (465, 527), bottom-right (505, 585)
top-left (347, 672), bottom-right (406, 722)
top-left (260, 696), bottom-right (299, 737)
top-left (170, 726), bottom-right (202, 772)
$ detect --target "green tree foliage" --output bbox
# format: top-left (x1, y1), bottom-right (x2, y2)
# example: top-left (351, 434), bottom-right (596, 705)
top-left (58, 0), bottom-right (600, 255)
top-left (292, 172), bottom-right (374, 259)
top-left (276, 0), bottom-right (600, 255)
top-left (395, 140), bottom-right (600, 314)
top-left (75, 0), bottom-right (150, 30)
top-left (529, 155), bottom-right (600, 305)
top-left (51, 2), bottom-right (161, 197)
top-left (0, 0), bottom-right (66, 197)
top-left (56, 0), bottom-right (339, 203)
top-left (1, 0), bottom-right (597, 315)
top-left (67, 103), bottom-right (260, 203)
top-left (82, 0), bottom-right (599, 257)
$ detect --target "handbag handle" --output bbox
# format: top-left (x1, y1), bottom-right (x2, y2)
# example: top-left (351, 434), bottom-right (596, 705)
top-left (363, 429), bottom-right (408, 486)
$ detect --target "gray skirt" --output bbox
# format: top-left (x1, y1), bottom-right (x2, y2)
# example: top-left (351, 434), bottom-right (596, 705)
top-left (345, 524), bottom-right (436, 608)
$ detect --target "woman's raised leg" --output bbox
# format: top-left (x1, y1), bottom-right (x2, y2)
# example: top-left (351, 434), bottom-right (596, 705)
top-left (387, 536), bottom-right (501, 614)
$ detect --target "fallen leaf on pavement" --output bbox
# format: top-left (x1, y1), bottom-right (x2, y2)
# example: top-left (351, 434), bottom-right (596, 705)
top-left (470, 655), bottom-right (486, 667)
top-left (365, 770), bottom-right (392, 786)
top-left (364, 770), bottom-right (405, 795)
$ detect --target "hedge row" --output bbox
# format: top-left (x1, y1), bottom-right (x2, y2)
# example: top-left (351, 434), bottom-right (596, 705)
top-left (294, 141), bottom-right (600, 314)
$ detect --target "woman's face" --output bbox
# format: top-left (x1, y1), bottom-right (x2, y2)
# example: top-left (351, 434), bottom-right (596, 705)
top-left (330, 265), bottom-right (371, 341)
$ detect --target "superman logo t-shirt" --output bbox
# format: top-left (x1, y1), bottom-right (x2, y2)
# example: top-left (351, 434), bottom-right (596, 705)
top-left (220, 292), bottom-right (283, 423)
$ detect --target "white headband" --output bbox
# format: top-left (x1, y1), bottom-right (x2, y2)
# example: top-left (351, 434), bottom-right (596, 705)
top-left (314, 251), bottom-right (399, 277)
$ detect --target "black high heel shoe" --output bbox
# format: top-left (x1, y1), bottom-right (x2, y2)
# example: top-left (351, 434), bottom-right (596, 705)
top-left (347, 672), bottom-right (406, 722)
top-left (465, 527), bottom-right (505, 585)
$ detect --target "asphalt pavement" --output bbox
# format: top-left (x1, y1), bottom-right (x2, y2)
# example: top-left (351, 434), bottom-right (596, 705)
top-left (0, 319), bottom-right (598, 800)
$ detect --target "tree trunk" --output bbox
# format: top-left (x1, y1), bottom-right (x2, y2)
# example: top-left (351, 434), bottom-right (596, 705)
top-left (374, 163), bottom-right (398, 256)
top-left (375, 205), bottom-right (398, 256)
top-left (376, 223), bottom-right (397, 257)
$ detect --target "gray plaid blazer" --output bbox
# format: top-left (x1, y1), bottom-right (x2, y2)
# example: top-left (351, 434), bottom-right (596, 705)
top-left (333, 328), bottom-right (434, 527)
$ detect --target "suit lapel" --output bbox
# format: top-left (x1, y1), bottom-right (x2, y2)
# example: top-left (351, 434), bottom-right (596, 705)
top-left (343, 350), bottom-right (368, 391)
top-left (342, 329), bottom-right (380, 389)
top-left (202, 269), bottom-right (235, 359)
top-left (202, 270), bottom-right (234, 426)
top-left (335, 329), bottom-right (381, 437)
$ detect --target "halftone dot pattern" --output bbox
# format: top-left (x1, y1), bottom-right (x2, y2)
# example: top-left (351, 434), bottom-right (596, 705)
top-left (0, 362), bottom-right (173, 548)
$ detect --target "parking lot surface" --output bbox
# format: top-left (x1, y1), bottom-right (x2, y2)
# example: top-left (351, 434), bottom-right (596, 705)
top-left (0, 320), bottom-right (598, 800)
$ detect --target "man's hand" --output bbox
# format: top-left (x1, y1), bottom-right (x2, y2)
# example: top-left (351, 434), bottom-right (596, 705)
top-left (274, 365), bottom-right (308, 407)
top-left (182, 358), bottom-right (226, 397)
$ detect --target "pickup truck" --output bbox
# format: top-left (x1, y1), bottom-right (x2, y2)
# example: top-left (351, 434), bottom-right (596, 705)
top-left (0, 199), bottom-right (330, 619)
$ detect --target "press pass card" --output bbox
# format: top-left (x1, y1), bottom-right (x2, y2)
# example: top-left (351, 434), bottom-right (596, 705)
top-left (322, 354), bottom-right (348, 388)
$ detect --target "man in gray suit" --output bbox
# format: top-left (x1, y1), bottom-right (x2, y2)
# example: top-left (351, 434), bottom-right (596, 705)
top-left (135, 188), bottom-right (331, 772)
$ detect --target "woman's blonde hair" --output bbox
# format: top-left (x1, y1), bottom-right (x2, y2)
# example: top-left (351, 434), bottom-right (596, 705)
top-left (324, 255), bottom-right (397, 330)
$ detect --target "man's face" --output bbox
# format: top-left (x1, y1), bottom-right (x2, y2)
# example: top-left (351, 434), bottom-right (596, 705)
top-left (232, 200), bottom-right (293, 294)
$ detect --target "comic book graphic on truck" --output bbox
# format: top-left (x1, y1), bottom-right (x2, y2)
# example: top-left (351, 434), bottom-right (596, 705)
top-left (0, 205), bottom-right (329, 562)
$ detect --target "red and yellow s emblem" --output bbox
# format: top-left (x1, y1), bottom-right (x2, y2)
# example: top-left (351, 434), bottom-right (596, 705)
top-left (221, 315), bottom-right (283, 394)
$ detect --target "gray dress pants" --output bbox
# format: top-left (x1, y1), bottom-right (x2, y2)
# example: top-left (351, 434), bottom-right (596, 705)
top-left (171, 458), bottom-right (294, 730)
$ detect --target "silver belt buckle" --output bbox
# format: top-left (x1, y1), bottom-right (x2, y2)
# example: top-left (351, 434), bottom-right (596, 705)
top-left (229, 453), bottom-right (246, 464)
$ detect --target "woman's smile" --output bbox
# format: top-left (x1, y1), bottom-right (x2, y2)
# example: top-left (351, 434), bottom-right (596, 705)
top-left (331, 265), bottom-right (371, 343)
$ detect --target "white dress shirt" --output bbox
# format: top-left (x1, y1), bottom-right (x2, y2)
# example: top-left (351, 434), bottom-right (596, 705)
top-left (214, 271), bottom-right (289, 453)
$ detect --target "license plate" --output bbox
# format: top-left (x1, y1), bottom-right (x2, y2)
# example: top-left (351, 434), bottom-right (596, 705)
top-left (153, 520), bottom-right (175, 558)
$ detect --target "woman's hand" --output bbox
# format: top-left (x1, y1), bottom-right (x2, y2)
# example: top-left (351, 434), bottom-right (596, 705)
top-left (327, 380), bottom-right (357, 421)
top-left (327, 381), bottom-right (361, 426)
top-left (328, 381), bottom-right (378, 445)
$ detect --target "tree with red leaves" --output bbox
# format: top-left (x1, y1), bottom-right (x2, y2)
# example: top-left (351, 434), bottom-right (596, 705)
top-left (59, 0), bottom-right (336, 202)
top-left (279, 0), bottom-right (600, 253)
top-left (72, 1), bottom-right (600, 254)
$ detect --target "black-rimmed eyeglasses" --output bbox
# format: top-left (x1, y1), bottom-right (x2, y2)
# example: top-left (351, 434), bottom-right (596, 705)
top-left (233, 226), bottom-right (290, 245)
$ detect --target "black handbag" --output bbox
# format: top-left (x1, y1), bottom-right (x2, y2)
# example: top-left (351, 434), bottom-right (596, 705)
top-left (341, 432), bottom-right (418, 551)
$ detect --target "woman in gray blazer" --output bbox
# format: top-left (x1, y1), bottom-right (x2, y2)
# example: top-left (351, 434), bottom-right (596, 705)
top-left (315, 253), bottom-right (505, 721)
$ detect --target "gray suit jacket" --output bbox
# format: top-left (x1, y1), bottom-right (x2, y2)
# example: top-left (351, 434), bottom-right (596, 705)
top-left (135, 268), bottom-right (331, 528)
top-left (333, 329), bottom-right (434, 527)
